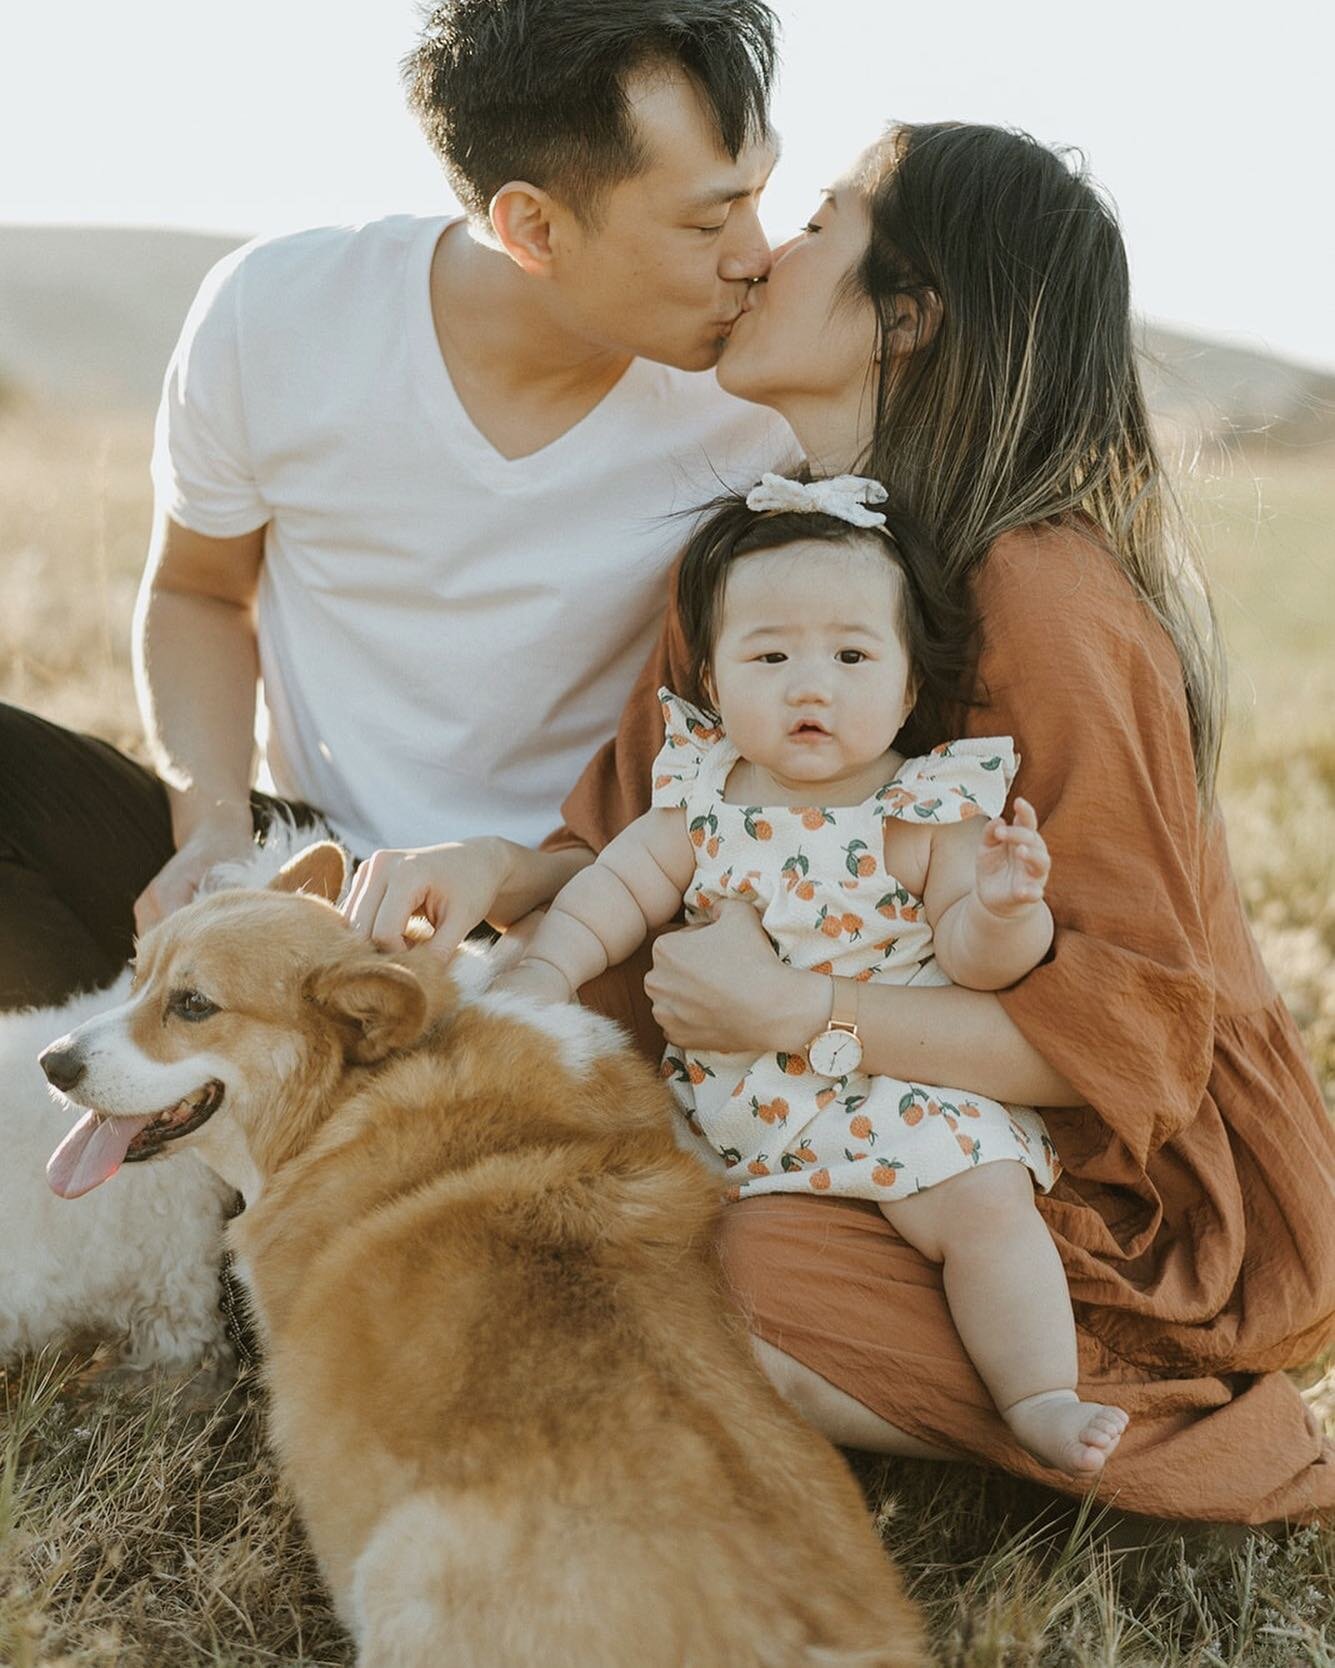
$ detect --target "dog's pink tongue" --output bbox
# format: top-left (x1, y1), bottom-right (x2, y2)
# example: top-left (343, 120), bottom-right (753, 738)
top-left (47, 1110), bottom-right (154, 1198)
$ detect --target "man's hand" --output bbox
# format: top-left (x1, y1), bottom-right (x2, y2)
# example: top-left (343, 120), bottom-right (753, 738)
top-left (645, 900), bottom-right (829, 1055)
top-left (134, 808), bottom-right (255, 933)
top-left (341, 838), bottom-right (511, 962)
top-left (975, 798), bottom-right (1051, 919)
top-left (133, 516), bottom-right (266, 937)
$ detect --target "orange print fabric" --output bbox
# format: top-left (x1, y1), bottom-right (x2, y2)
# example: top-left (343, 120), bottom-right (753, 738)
top-left (648, 690), bottom-right (1057, 1204)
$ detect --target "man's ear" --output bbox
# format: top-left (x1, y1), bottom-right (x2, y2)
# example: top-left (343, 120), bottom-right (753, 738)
top-left (270, 842), bottom-right (348, 904)
top-left (306, 957), bottom-right (428, 1064)
top-left (489, 181), bottom-right (559, 277)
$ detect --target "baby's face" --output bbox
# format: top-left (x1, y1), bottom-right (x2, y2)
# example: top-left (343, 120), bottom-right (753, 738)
top-left (709, 538), bottom-right (916, 791)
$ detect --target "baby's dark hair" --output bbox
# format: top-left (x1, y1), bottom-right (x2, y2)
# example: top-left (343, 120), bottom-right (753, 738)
top-left (674, 488), bottom-right (977, 755)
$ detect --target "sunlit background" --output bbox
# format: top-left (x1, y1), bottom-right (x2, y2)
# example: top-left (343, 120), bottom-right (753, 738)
top-left (2, 0), bottom-right (1333, 368)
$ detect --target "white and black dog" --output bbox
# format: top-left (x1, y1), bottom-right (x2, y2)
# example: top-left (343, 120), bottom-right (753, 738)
top-left (0, 829), bottom-right (324, 1373)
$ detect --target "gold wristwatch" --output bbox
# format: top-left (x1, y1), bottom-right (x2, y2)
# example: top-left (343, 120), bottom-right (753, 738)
top-left (807, 976), bottom-right (863, 1078)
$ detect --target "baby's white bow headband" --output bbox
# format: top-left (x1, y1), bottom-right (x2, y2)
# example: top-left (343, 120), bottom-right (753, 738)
top-left (745, 472), bottom-right (889, 529)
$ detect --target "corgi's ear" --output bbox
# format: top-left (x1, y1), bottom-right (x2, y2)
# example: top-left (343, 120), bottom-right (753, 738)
top-left (306, 957), bottom-right (427, 1063)
top-left (270, 842), bottom-right (348, 904)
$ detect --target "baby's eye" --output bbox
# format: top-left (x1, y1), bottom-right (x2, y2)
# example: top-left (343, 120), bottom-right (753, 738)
top-left (756, 652), bottom-right (788, 664)
top-left (837, 649), bottom-right (867, 664)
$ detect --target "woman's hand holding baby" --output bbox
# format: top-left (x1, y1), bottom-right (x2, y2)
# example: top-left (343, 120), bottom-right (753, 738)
top-left (647, 900), bottom-right (829, 1055)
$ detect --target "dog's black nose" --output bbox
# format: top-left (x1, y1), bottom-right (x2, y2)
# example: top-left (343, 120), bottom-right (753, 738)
top-left (40, 1043), bottom-right (86, 1093)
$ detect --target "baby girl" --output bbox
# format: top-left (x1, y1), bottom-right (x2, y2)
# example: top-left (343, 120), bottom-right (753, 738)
top-left (497, 474), bottom-right (1128, 1479)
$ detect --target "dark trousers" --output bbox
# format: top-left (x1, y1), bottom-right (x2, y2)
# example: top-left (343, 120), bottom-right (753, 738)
top-left (0, 701), bottom-right (314, 1012)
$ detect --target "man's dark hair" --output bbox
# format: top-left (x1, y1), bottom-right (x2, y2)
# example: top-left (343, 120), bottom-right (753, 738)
top-left (403, 0), bottom-right (778, 226)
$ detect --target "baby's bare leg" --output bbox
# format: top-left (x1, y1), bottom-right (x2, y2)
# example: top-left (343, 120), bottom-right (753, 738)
top-left (880, 1162), bottom-right (1128, 1479)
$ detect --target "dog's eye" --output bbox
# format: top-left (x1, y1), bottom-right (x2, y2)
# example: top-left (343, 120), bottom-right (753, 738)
top-left (169, 989), bottom-right (220, 1023)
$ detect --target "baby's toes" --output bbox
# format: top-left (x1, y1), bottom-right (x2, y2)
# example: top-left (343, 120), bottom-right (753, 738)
top-left (1082, 1405), bottom-right (1129, 1452)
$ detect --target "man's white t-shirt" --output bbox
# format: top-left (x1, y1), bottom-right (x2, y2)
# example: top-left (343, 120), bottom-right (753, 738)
top-left (151, 215), bottom-right (792, 857)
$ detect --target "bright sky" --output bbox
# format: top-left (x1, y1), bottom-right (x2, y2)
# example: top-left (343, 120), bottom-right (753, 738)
top-left (3, 0), bottom-right (1332, 370)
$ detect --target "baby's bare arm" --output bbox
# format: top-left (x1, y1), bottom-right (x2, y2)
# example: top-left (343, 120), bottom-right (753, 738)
top-left (924, 805), bottom-right (1053, 991)
top-left (514, 809), bottom-right (697, 998)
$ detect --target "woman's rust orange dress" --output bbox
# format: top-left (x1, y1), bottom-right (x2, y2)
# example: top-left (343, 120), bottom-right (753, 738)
top-left (551, 520), bottom-right (1335, 1523)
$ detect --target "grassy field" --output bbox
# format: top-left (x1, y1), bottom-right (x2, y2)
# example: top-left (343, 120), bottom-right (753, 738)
top-left (1, 396), bottom-right (1331, 1664)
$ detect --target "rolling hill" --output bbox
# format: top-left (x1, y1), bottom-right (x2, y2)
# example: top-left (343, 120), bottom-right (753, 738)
top-left (1, 223), bottom-right (1333, 447)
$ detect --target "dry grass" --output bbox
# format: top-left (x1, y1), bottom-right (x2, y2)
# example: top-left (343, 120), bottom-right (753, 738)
top-left (0, 402), bottom-right (151, 749)
top-left (0, 1362), bottom-right (342, 1667)
top-left (2, 1357), bottom-right (1332, 1667)
top-left (1, 399), bottom-right (1331, 1664)
top-left (1196, 454), bottom-right (1335, 1106)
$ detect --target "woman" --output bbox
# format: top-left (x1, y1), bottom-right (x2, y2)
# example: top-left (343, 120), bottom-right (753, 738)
top-left (352, 124), bottom-right (1335, 1521)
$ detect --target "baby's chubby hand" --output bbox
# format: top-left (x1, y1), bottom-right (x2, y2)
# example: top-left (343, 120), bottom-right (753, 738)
top-left (975, 798), bottom-right (1051, 919)
top-left (488, 959), bottom-right (573, 1007)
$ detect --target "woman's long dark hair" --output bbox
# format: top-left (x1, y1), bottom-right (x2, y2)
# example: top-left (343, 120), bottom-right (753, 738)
top-left (674, 494), bottom-right (976, 758)
top-left (846, 122), bottom-right (1226, 801)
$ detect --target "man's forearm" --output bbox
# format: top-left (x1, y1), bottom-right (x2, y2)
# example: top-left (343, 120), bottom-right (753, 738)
top-left (488, 841), bottom-right (595, 927)
top-left (133, 584), bottom-right (259, 841)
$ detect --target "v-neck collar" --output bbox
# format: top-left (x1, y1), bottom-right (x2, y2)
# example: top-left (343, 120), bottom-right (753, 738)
top-left (405, 217), bottom-right (646, 485)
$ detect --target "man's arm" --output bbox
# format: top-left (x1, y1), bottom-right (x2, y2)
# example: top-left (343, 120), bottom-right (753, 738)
top-left (131, 512), bottom-right (267, 928)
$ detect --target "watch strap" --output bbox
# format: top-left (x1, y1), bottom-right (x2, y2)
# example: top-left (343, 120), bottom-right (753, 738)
top-left (829, 975), bottom-right (860, 1035)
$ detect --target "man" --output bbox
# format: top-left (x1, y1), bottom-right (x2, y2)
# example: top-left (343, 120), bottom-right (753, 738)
top-left (0, 0), bottom-right (791, 1008)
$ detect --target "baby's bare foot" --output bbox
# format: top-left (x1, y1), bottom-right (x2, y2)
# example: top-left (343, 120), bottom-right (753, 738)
top-left (1004, 1389), bottom-right (1129, 1478)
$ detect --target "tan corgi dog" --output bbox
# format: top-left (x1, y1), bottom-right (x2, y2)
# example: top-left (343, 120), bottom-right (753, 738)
top-left (42, 843), bottom-right (926, 1667)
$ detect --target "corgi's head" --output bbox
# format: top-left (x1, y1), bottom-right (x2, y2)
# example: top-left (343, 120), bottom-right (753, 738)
top-left (42, 843), bottom-right (454, 1202)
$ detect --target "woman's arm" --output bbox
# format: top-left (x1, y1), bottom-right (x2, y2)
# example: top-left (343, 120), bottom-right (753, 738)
top-left (964, 526), bottom-right (1216, 1163)
top-left (644, 903), bottom-right (1080, 1105)
top-left (856, 981), bottom-right (1077, 1103)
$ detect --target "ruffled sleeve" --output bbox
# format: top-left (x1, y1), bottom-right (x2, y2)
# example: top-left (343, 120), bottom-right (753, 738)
top-left (875, 736), bottom-right (1017, 823)
top-left (649, 688), bottom-right (728, 810)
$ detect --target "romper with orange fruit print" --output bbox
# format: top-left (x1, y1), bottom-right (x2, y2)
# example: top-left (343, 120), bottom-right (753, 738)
top-left (652, 690), bottom-right (1060, 1204)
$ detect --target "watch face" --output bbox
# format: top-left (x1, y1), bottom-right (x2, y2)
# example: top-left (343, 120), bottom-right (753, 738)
top-left (810, 1029), bottom-right (863, 1079)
